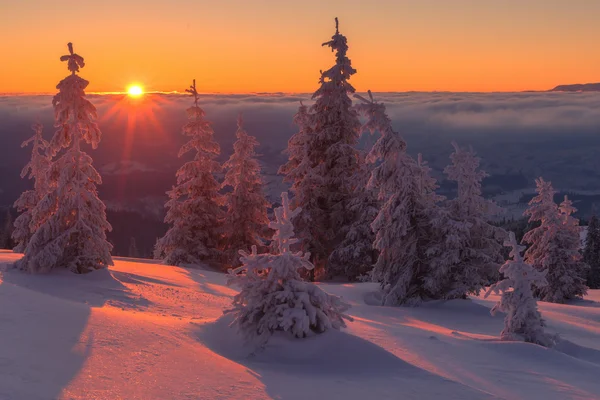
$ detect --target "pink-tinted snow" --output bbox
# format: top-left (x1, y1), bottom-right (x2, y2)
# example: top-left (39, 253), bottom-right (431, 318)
top-left (1, 251), bottom-right (600, 399)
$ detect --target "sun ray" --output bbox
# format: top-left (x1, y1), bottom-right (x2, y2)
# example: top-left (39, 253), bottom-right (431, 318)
top-left (99, 92), bottom-right (174, 203)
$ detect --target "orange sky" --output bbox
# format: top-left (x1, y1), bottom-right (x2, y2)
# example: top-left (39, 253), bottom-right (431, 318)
top-left (1, 0), bottom-right (600, 94)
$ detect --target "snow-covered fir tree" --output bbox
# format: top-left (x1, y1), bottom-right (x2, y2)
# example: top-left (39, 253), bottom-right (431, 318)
top-left (278, 101), bottom-right (311, 192)
top-left (327, 91), bottom-right (380, 280)
top-left (227, 192), bottom-right (352, 346)
top-left (523, 179), bottom-right (587, 302)
top-left (522, 178), bottom-right (559, 268)
top-left (485, 232), bottom-right (555, 347)
top-left (12, 121), bottom-right (51, 253)
top-left (280, 18), bottom-right (362, 272)
top-left (362, 92), bottom-right (442, 306)
top-left (221, 113), bottom-right (270, 266)
top-left (540, 195), bottom-right (588, 301)
top-left (327, 159), bottom-right (378, 280)
top-left (17, 43), bottom-right (113, 273)
top-left (427, 142), bottom-right (505, 299)
top-left (584, 215), bottom-right (600, 289)
top-left (154, 79), bottom-right (224, 266)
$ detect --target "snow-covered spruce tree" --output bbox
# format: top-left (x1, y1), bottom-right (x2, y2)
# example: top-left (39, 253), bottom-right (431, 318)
top-left (539, 195), bottom-right (588, 302)
top-left (327, 159), bottom-right (379, 280)
top-left (278, 101), bottom-right (311, 192)
top-left (522, 178), bottom-right (559, 269)
top-left (426, 142), bottom-right (505, 299)
top-left (485, 232), bottom-right (555, 347)
top-left (17, 43), bottom-right (113, 273)
top-left (221, 113), bottom-right (270, 266)
top-left (523, 179), bottom-right (587, 302)
top-left (360, 92), bottom-right (442, 305)
top-left (584, 215), bottom-right (600, 289)
top-left (326, 91), bottom-right (389, 280)
top-left (12, 121), bottom-right (51, 253)
top-left (154, 79), bottom-right (224, 266)
top-left (226, 192), bottom-right (352, 346)
top-left (278, 102), bottom-right (316, 252)
top-left (280, 18), bottom-right (362, 272)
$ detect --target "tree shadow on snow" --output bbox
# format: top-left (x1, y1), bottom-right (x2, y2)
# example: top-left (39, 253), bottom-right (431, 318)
top-left (1, 264), bottom-right (151, 310)
top-left (192, 314), bottom-right (496, 400)
top-left (565, 298), bottom-right (600, 309)
top-left (0, 264), bottom-right (104, 399)
top-left (358, 296), bottom-right (504, 338)
top-left (181, 268), bottom-right (233, 299)
top-left (553, 339), bottom-right (600, 366)
top-left (110, 269), bottom-right (184, 289)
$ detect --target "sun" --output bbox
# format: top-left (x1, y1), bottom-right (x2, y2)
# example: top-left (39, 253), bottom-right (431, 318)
top-left (127, 84), bottom-right (144, 97)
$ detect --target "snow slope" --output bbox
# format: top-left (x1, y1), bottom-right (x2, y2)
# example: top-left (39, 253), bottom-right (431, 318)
top-left (1, 250), bottom-right (600, 399)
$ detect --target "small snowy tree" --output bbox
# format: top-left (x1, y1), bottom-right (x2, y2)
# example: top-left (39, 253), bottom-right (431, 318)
top-left (17, 43), bottom-right (113, 273)
top-left (485, 232), bottom-right (555, 347)
top-left (523, 179), bottom-right (587, 302)
top-left (280, 18), bottom-right (362, 271)
top-left (360, 92), bottom-right (442, 305)
top-left (427, 142), bottom-right (505, 299)
top-left (584, 215), bottom-right (600, 289)
top-left (12, 121), bottom-right (51, 253)
top-left (221, 114), bottom-right (271, 266)
top-left (154, 79), bottom-right (224, 266)
top-left (227, 192), bottom-right (352, 346)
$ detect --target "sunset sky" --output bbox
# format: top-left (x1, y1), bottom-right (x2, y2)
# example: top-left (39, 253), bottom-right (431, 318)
top-left (1, 0), bottom-right (599, 94)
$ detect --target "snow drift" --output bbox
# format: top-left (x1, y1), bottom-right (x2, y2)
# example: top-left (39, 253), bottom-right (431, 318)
top-left (2, 251), bottom-right (600, 399)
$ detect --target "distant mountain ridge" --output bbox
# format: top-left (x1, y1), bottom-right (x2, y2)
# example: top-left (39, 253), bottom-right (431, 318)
top-left (551, 83), bottom-right (600, 92)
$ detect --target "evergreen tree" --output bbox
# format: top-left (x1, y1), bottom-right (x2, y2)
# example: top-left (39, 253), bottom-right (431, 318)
top-left (522, 178), bottom-right (558, 283)
top-left (280, 18), bottom-right (362, 271)
top-left (221, 114), bottom-right (271, 266)
top-left (427, 142), bottom-right (505, 299)
top-left (17, 43), bottom-right (113, 273)
top-left (279, 101), bottom-right (311, 192)
top-left (362, 93), bottom-right (442, 305)
top-left (327, 91), bottom-right (380, 280)
top-left (12, 121), bottom-right (51, 253)
top-left (542, 195), bottom-right (588, 301)
top-left (1, 209), bottom-right (14, 250)
top-left (485, 232), bottom-right (555, 347)
top-left (522, 178), bottom-right (559, 266)
top-left (327, 160), bottom-right (378, 280)
top-left (278, 101), bottom-right (318, 262)
top-left (227, 192), bottom-right (352, 346)
top-left (523, 179), bottom-right (587, 302)
top-left (584, 215), bottom-right (600, 288)
top-left (128, 237), bottom-right (139, 258)
top-left (154, 79), bottom-right (224, 266)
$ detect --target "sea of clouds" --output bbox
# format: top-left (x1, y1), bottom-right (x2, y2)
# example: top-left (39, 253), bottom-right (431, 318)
top-left (1, 91), bottom-right (600, 207)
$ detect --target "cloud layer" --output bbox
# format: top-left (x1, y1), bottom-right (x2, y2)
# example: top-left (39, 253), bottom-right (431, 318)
top-left (1, 91), bottom-right (600, 207)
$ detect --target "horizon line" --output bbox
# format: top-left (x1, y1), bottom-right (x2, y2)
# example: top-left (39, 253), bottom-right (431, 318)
top-left (0, 89), bottom-right (560, 97)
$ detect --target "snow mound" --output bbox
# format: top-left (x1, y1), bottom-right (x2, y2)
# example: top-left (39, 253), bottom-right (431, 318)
top-left (198, 314), bottom-right (425, 375)
top-left (196, 314), bottom-right (496, 399)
